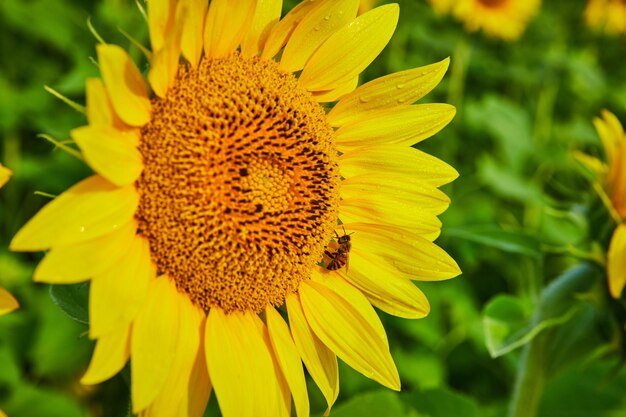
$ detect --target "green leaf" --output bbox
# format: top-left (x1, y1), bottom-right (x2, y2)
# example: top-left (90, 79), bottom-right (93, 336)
top-left (332, 390), bottom-right (416, 417)
top-left (4, 383), bottom-right (87, 417)
top-left (402, 387), bottom-right (479, 417)
top-left (49, 282), bottom-right (90, 325)
top-left (482, 264), bottom-right (602, 359)
top-left (444, 225), bottom-right (542, 258)
top-left (483, 294), bottom-right (578, 358)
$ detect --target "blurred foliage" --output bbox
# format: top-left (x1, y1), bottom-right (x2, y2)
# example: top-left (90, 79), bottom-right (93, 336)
top-left (1, 0), bottom-right (626, 416)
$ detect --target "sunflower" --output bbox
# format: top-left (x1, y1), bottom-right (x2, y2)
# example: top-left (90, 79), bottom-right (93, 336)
top-left (576, 110), bottom-right (626, 298)
top-left (0, 163), bottom-right (11, 189)
top-left (585, 0), bottom-right (626, 36)
top-left (1, 164), bottom-right (18, 317)
top-left (11, 0), bottom-right (460, 416)
top-left (428, 0), bottom-right (541, 41)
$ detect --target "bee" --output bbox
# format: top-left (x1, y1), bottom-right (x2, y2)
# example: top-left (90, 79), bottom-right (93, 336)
top-left (324, 226), bottom-right (353, 272)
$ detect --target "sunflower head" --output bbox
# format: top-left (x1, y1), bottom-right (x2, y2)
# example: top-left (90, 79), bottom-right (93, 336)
top-left (585, 0), bottom-right (626, 36)
top-left (11, 1), bottom-right (460, 416)
top-left (429, 0), bottom-right (541, 40)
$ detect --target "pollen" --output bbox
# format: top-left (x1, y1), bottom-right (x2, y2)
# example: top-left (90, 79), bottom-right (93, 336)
top-left (134, 53), bottom-right (340, 314)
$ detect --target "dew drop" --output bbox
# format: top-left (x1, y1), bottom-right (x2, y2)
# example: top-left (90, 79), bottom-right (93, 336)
top-left (396, 83), bottom-right (405, 89)
top-left (314, 25), bottom-right (321, 31)
top-left (324, 14), bottom-right (331, 21)
top-left (359, 96), bottom-right (369, 103)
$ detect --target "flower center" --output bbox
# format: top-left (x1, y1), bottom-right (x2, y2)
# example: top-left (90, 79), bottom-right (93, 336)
top-left (478, 0), bottom-right (507, 7)
top-left (135, 53), bottom-right (340, 313)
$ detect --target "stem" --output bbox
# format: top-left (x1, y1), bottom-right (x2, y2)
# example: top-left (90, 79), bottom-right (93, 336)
top-left (507, 332), bottom-right (547, 417)
top-left (447, 36), bottom-right (471, 108)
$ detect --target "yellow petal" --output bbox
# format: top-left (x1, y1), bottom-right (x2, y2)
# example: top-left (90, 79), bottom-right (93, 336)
top-left (97, 44), bottom-right (151, 127)
top-left (262, 0), bottom-right (322, 60)
top-left (339, 146), bottom-right (459, 187)
top-left (181, 0), bottom-right (208, 67)
top-left (182, 316), bottom-right (212, 417)
top-left (339, 252), bottom-right (430, 319)
top-left (286, 293), bottom-right (339, 414)
top-left (340, 197), bottom-right (442, 239)
top-left (347, 222), bottom-right (461, 280)
top-left (299, 280), bottom-right (400, 390)
top-left (86, 78), bottom-right (114, 126)
top-left (571, 151), bottom-right (607, 177)
top-left (0, 164), bottom-right (12, 189)
top-left (148, 2), bottom-right (184, 98)
top-left (342, 173), bottom-right (451, 215)
top-left (204, 0), bottom-right (256, 58)
top-left (241, 0), bottom-right (284, 57)
top-left (608, 224), bottom-right (626, 298)
top-left (34, 220), bottom-right (137, 284)
top-left (313, 76), bottom-right (359, 103)
top-left (0, 288), bottom-right (19, 316)
top-left (148, 0), bottom-right (176, 52)
top-left (205, 309), bottom-right (281, 417)
top-left (266, 307), bottom-right (310, 417)
top-left (81, 325), bottom-right (131, 385)
top-left (280, 0), bottom-right (359, 73)
top-left (255, 315), bottom-right (291, 417)
top-left (89, 234), bottom-right (155, 338)
top-left (327, 58), bottom-right (450, 126)
top-left (141, 293), bottom-right (204, 417)
top-left (335, 104), bottom-right (456, 149)
top-left (131, 278), bottom-right (180, 412)
top-left (299, 4), bottom-right (399, 91)
top-left (72, 125), bottom-right (143, 186)
top-left (10, 176), bottom-right (139, 252)
top-left (311, 269), bottom-right (388, 348)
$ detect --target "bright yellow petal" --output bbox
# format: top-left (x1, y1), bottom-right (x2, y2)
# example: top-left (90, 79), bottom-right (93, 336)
top-left (97, 44), bottom-right (151, 127)
top-left (313, 76), bottom-right (359, 103)
top-left (131, 278), bottom-right (180, 412)
top-left (205, 309), bottom-right (281, 417)
top-left (0, 164), bottom-right (12, 189)
top-left (182, 316), bottom-right (212, 417)
top-left (262, 0), bottom-right (322, 60)
top-left (81, 325), bottom-right (131, 385)
top-left (241, 0), bottom-right (284, 57)
top-left (311, 270), bottom-right (388, 348)
top-left (342, 173), bottom-right (451, 215)
top-left (280, 0), bottom-right (359, 73)
top-left (148, 0), bottom-right (176, 52)
top-left (299, 280), bottom-right (400, 390)
top-left (141, 293), bottom-right (204, 417)
top-left (340, 197), bottom-right (442, 239)
top-left (181, 0), bottom-right (208, 67)
top-left (299, 4), bottom-right (399, 91)
top-left (572, 151), bottom-right (607, 177)
top-left (335, 104), bottom-right (455, 149)
top-left (266, 307), bottom-right (310, 417)
top-left (148, 2), bottom-right (184, 98)
top-left (0, 288), bottom-right (19, 316)
top-left (339, 146), bottom-right (459, 187)
top-left (255, 315), bottom-right (291, 417)
top-left (86, 78), bottom-right (114, 126)
top-left (72, 125), bottom-right (143, 186)
top-left (34, 220), bottom-right (136, 284)
top-left (608, 224), bottom-right (626, 298)
top-left (339, 251), bottom-right (430, 319)
top-left (10, 176), bottom-right (139, 252)
top-left (204, 0), bottom-right (256, 58)
top-left (89, 234), bottom-right (155, 338)
top-left (286, 293), bottom-right (339, 414)
top-left (327, 58), bottom-right (450, 126)
top-left (347, 222), bottom-right (461, 279)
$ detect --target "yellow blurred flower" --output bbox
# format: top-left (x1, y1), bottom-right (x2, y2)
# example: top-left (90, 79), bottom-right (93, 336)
top-left (11, 1), bottom-right (460, 416)
top-left (0, 163), bottom-right (12, 188)
top-left (428, 0), bottom-right (541, 41)
top-left (576, 110), bottom-right (626, 298)
top-left (0, 287), bottom-right (19, 316)
top-left (585, 0), bottom-right (626, 36)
